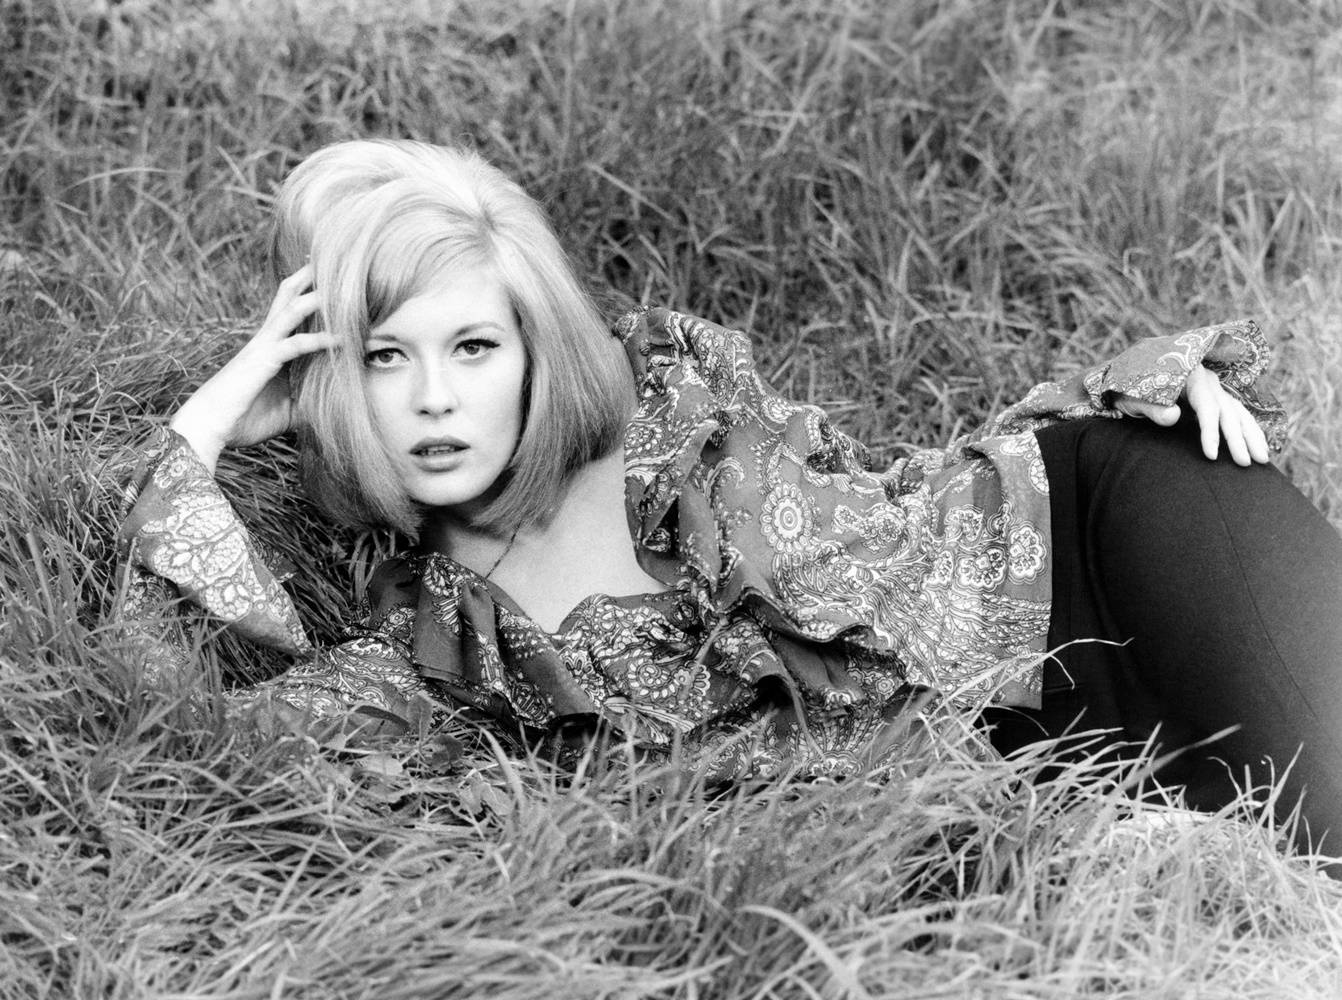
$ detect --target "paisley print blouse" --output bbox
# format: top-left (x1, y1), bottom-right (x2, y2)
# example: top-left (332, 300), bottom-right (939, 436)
top-left (118, 307), bottom-right (1284, 779)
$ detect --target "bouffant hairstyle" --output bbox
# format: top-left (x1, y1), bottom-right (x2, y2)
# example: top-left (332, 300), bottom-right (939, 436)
top-left (271, 140), bottom-right (634, 535)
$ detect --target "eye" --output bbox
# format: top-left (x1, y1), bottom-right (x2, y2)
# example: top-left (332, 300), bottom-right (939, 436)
top-left (363, 346), bottom-right (405, 369)
top-left (455, 337), bottom-right (499, 359)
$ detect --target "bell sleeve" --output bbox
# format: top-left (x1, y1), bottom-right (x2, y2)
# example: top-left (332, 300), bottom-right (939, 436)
top-left (968, 318), bottom-right (1287, 447)
top-left (614, 308), bottom-right (1289, 714)
top-left (115, 426), bottom-right (433, 736)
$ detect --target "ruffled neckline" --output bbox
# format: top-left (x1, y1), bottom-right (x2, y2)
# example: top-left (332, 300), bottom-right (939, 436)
top-left (414, 550), bottom-right (687, 638)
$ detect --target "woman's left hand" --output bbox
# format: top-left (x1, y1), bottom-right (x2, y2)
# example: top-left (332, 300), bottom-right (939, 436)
top-left (1112, 364), bottom-right (1271, 466)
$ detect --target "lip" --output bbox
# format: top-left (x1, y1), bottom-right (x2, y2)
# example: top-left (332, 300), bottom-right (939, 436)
top-left (411, 435), bottom-right (469, 457)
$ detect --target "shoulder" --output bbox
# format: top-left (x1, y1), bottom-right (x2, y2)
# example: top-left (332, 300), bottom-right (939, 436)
top-left (617, 307), bottom-right (877, 577)
top-left (613, 306), bottom-right (761, 392)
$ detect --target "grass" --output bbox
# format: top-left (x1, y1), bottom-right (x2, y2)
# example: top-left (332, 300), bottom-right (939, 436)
top-left (3, 0), bottom-right (1342, 995)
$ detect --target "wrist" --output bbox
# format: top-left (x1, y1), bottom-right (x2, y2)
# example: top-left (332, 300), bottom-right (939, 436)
top-left (167, 411), bottom-right (224, 474)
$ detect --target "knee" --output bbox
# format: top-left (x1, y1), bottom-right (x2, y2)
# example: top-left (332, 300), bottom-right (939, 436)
top-left (1056, 414), bottom-right (1285, 513)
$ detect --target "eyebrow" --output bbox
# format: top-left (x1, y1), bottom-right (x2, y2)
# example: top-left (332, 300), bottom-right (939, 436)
top-left (366, 320), bottom-right (508, 343)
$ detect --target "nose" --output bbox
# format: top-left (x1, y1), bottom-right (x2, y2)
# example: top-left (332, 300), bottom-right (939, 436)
top-left (413, 362), bottom-right (459, 415)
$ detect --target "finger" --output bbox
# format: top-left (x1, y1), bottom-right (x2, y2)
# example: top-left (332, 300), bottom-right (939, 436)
top-left (1147, 402), bottom-right (1181, 426)
top-left (259, 290), bottom-right (320, 337)
top-left (261, 266), bottom-right (317, 322)
top-left (278, 263), bottom-right (315, 293)
top-left (1182, 369), bottom-right (1221, 460)
top-left (1241, 406), bottom-right (1271, 464)
top-left (1197, 405), bottom-right (1221, 460)
top-left (1114, 396), bottom-right (1180, 425)
top-left (275, 330), bottom-right (339, 362)
top-left (278, 290), bottom-right (320, 327)
top-left (1112, 397), bottom-right (1140, 419)
top-left (1220, 405), bottom-right (1251, 466)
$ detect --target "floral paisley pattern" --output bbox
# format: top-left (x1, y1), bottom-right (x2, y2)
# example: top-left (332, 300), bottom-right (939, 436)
top-left (759, 482), bottom-right (818, 554)
top-left (118, 308), bottom-right (1285, 777)
top-left (1007, 522), bottom-right (1046, 583)
top-left (618, 308), bottom-right (1283, 711)
top-left (120, 429), bottom-right (312, 657)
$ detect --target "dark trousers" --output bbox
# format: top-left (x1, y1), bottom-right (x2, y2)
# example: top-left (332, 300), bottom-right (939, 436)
top-left (982, 416), bottom-right (1342, 858)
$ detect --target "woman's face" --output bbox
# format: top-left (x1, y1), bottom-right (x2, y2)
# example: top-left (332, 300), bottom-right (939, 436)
top-left (362, 265), bottom-right (528, 520)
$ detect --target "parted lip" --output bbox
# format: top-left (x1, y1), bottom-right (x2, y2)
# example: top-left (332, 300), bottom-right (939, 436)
top-left (411, 435), bottom-right (468, 455)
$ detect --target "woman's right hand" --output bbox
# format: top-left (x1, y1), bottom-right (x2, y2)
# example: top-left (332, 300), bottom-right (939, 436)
top-left (169, 265), bottom-right (337, 473)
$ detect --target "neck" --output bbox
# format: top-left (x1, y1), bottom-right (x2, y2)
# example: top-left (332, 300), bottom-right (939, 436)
top-left (420, 446), bottom-right (662, 630)
top-left (419, 508), bottom-right (514, 562)
top-left (418, 448), bottom-right (627, 565)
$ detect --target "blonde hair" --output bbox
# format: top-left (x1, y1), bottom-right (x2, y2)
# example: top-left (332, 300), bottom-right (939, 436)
top-left (271, 140), bottom-right (634, 535)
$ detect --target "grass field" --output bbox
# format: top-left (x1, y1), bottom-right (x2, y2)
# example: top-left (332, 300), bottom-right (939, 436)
top-left (3, 0), bottom-right (1342, 996)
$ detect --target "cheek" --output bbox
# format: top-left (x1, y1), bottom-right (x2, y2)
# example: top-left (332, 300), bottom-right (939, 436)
top-left (510, 373), bottom-right (528, 429)
top-left (361, 377), bottom-right (401, 438)
top-left (361, 379), bottom-right (384, 419)
top-left (501, 358), bottom-right (529, 433)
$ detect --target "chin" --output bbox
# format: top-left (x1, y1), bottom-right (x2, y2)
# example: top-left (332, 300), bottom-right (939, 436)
top-left (407, 481), bottom-right (499, 514)
top-left (410, 491), bottom-right (485, 511)
top-left (401, 466), bottom-right (510, 517)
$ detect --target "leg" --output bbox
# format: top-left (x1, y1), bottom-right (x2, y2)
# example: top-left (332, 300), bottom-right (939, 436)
top-left (987, 415), bottom-right (1342, 857)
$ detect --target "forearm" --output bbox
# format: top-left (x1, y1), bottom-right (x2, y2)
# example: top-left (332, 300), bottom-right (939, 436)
top-left (167, 407), bottom-right (224, 475)
top-left (117, 425), bottom-right (312, 657)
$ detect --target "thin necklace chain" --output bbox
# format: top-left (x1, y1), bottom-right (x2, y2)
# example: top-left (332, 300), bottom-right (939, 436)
top-left (483, 527), bottom-right (519, 581)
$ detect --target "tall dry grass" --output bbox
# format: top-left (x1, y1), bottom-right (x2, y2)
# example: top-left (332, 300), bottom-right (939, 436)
top-left (3, 0), bottom-right (1342, 996)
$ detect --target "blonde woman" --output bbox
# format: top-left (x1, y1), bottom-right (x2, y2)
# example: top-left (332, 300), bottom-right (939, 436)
top-left (121, 139), bottom-right (1342, 856)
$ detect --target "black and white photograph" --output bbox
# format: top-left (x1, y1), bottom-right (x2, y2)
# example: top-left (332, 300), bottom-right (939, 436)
top-left (4, 0), bottom-right (1342, 995)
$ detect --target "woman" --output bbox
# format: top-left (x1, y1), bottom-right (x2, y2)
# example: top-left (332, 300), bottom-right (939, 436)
top-left (120, 139), bottom-right (1342, 855)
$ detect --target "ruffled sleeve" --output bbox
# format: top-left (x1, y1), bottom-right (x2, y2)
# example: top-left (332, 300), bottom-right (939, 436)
top-left (118, 425), bottom-right (311, 656)
top-left (616, 306), bottom-right (878, 599)
top-left (612, 308), bottom-right (1286, 715)
top-left (970, 318), bottom-right (1287, 446)
top-left (115, 426), bottom-right (433, 737)
top-left (616, 306), bottom-right (1048, 710)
